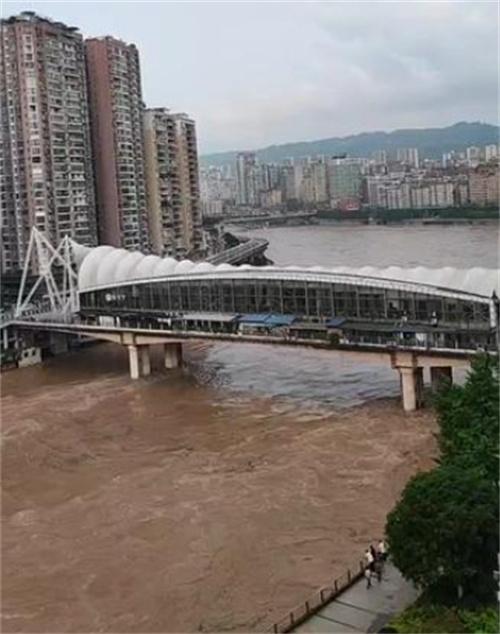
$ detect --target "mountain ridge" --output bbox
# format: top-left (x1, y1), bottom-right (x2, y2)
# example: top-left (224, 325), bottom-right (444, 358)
top-left (200, 121), bottom-right (499, 167)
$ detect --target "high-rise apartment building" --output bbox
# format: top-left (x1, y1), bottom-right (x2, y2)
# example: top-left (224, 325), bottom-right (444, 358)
top-left (0, 12), bottom-right (97, 273)
top-left (484, 144), bottom-right (498, 162)
top-left (143, 108), bottom-right (202, 259)
top-left (396, 147), bottom-right (419, 169)
top-left (469, 168), bottom-right (499, 206)
top-left (235, 152), bottom-right (258, 206)
top-left (327, 158), bottom-right (363, 208)
top-left (85, 36), bottom-right (149, 251)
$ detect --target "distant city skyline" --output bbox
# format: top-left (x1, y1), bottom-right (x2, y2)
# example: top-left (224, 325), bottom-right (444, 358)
top-left (3, 0), bottom-right (498, 153)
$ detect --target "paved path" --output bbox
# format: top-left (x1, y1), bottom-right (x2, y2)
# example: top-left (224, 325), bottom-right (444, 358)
top-left (293, 562), bottom-right (418, 633)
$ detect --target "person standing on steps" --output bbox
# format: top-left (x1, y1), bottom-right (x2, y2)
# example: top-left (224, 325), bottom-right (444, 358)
top-left (377, 539), bottom-right (387, 562)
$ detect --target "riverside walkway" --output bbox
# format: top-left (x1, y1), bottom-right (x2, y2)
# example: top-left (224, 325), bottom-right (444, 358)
top-left (292, 562), bottom-right (418, 633)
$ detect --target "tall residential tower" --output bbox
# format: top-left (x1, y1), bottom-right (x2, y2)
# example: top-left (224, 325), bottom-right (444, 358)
top-left (0, 11), bottom-right (97, 273)
top-left (85, 36), bottom-right (149, 251)
top-left (144, 108), bottom-right (202, 259)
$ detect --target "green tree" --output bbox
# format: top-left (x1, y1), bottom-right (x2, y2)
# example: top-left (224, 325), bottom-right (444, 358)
top-left (436, 355), bottom-right (499, 479)
top-left (386, 464), bottom-right (499, 602)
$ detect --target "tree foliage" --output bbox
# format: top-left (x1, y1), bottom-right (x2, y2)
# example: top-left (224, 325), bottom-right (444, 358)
top-left (436, 355), bottom-right (499, 479)
top-left (386, 354), bottom-right (500, 603)
top-left (386, 465), bottom-right (498, 600)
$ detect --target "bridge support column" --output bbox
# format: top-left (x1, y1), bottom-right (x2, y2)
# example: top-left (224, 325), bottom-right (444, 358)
top-left (140, 345), bottom-right (151, 377)
top-left (164, 342), bottom-right (182, 369)
top-left (398, 366), bottom-right (424, 412)
top-left (128, 344), bottom-right (140, 380)
top-left (430, 366), bottom-right (453, 392)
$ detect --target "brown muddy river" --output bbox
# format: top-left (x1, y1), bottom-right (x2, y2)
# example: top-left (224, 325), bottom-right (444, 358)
top-left (2, 224), bottom-right (497, 632)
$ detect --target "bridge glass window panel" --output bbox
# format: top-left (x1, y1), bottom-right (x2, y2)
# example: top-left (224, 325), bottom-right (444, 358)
top-left (399, 296), bottom-right (413, 319)
top-left (295, 283), bottom-right (307, 316)
top-left (170, 285), bottom-right (181, 310)
top-left (245, 282), bottom-right (258, 314)
top-left (265, 281), bottom-right (283, 314)
top-left (127, 285), bottom-right (140, 310)
top-left (473, 302), bottom-right (490, 324)
top-left (358, 287), bottom-right (385, 319)
top-left (200, 283), bottom-right (210, 311)
top-left (188, 282), bottom-right (201, 312)
top-left (306, 283), bottom-right (320, 317)
top-left (82, 292), bottom-right (94, 309)
top-left (180, 284), bottom-right (190, 310)
top-left (281, 282), bottom-right (296, 315)
top-left (139, 283), bottom-right (151, 309)
top-left (461, 302), bottom-right (474, 326)
top-left (443, 299), bottom-right (459, 323)
top-left (415, 296), bottom-right (441, 321)
top-left (221, 282), bottom-right (234, 313)
top-left (318, 285), bottom-right (333, 318)
top-left (150, 282), bottom-right (164, 311)
top-left (233, 280), bottom-right (250, 313)
top-left (91, 291), bottom-right (101, 308)
top-left (386, 290), bottom-right (403, 318)
top-left (255, 281), bottom-right (270, 313)
top-left (333, 284), bottom-right (357, 317)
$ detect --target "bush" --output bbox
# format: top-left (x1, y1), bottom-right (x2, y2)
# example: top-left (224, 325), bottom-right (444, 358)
top-left (389, 605), bottom-right (500, 633)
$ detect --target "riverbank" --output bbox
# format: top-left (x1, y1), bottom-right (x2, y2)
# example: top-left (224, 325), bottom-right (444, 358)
top-left (2, 343), bottom-right (438, 632)
top-left (317, 206), bottom-right (498, 224)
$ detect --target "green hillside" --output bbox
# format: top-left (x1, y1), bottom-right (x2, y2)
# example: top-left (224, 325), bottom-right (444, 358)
top-left (201, 121), bottom-right (498, 167)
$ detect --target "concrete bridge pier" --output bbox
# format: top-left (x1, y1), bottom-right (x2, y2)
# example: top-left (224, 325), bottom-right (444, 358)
top-left (49, 332), bottom-right (69, 355)
top-left (128, 344), bottom-right (141, 380)
top-left (391, 351), bottom-right (425, 412)
top-left (127, 344), bottom-right (152, 379)
top-left (164, 342), bottom-right (182, 369)
top-left (430, 365), bottom-right (453, 392)
top-left (392, 351), bottom-right (456, 411)
top-left (398, 366), bottom-right (424, 412)
top-left (140, 345), bottom-right (151, 377)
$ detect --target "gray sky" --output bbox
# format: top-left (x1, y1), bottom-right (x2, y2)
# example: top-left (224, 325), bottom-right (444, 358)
top-left (3, 0), bottom-right (498, 153)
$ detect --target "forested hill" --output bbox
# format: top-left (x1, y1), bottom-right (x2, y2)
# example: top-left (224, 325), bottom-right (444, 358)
top-left (201, 122), bottom-right (498, 167)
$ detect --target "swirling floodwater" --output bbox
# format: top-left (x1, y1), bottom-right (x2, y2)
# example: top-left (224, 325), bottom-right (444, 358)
top-left (2, 222), bottom-right (497, 632)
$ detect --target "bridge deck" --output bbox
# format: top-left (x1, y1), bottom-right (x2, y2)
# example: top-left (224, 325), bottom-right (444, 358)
top-left (10, 319), bottom-right (474, 367)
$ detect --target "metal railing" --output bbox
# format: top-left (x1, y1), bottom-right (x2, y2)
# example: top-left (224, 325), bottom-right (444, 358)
top-left (269, 560), bottom-right (365, 633)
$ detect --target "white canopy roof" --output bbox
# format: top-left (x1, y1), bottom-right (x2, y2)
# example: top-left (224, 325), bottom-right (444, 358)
top-left (76, 244), bottom-right (499, 299)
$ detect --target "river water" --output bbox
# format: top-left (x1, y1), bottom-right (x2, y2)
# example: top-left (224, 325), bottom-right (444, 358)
top-left (2, 223), bottom-right (498, 632)
top-left (206, 222), bottom-right (498, 406)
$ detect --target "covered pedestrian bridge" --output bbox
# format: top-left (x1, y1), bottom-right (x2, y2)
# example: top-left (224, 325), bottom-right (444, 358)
top-left (8, 235), bottom-right (500, 411)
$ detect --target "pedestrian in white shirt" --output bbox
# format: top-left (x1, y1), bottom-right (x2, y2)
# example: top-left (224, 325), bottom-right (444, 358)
top-left (364, 548), bottom-right (374, 569)
top-left (377, 539), bottom-right (387, 562)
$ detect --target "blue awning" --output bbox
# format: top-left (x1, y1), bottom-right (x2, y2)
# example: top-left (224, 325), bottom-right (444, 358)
top-left (238, 313), bottom-right (270, 324)
top-left (238, 313), bottom-right (296, 327)
top-left (326, 317), bottom-right (347, 328)
top-left (266, 314), bottom-right (296, 326)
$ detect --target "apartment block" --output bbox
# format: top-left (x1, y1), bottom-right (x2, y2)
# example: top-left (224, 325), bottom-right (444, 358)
top-left (396, 147), bottom-right (419, 168)
top-left (235, 152), bottom-right (260, 206)
top-left (327, 158), bottom-right (363, 208)
top-left (85, 36), bottom-right (149, 251)
top-left (144, 108), bottom-right (202, 259)
top-left (0, 11), bottom-right (97, 273)
top-left (469, 168), bottom-right (499, 206)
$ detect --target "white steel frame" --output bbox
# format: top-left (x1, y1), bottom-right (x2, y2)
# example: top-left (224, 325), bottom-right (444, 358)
top-left (15, 228), bottom-right (79, 320)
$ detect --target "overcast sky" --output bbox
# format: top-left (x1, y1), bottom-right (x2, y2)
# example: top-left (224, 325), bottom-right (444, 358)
top-left (3, 1), bottom-right (498, 153)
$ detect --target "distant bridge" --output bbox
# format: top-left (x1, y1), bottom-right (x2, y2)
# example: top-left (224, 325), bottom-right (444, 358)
top-left (206, 236), bottom-right (269, 265)
top-left (2, 229), bottom-right (498, 411)
top-left (222, 210), bottom-right (317, 226)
